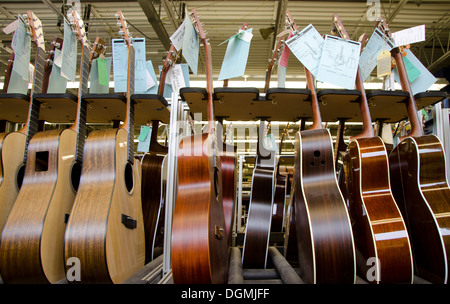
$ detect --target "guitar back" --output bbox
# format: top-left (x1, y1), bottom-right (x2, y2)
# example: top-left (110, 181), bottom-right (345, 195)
top-left (171, 133), bottom-right (228, 284)
top-left (64, 128), bottom-right (145, 283)
top-left (294, 128), bottom-right (356, 283)
top-left (389, 134), bottom-right (450, 283)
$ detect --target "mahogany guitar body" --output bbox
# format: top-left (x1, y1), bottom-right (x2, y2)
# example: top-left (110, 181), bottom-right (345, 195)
top-left (389, 134), bottom-right (450, 284)
top-left (345, 136), bottom-right (413, 284)
top-left (0, 132), bottom-right (26, 237)
top-left (141, 153), bottom-right (167, 262)
top-left (171, 133), bottom-right (228, 284)
top-left (271, 173), bottom-right (287, 232)
top-left (0, 129), bottom-right (77, 283)
top-left (294, 128), bottom-right (356, 284)
top-left (221, 143), bottom-right (237, 248)
top-left (64, 128), bottom-right (145, 284)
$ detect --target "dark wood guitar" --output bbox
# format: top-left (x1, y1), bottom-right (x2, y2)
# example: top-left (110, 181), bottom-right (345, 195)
top-left (380, 19), bottom-right (450, 284)
top-left (0, 12), bottom-right (46, 249)
top-left (286, 10), bottom-right (356, 284)
top-left (171, 9), bottom-right (228, 284)
top-left (0, 12), bottom-right (105, 284)
top-left (140, 46), bottom-right (175, 263)
top-left (334, 15), bottom-right (414, 284)
top-left (242, 120), bottom-right (276, 269)
top-left (64, 11), bottom-right (145, 284)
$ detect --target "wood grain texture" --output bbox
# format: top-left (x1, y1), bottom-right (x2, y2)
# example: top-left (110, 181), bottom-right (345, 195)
top-left (294, 128), bottom-right (356, 284)
top-left (271, 174), bottom-right (287, 232)
top-left (389, 135), bottom-right (450, 284)
top-left (0, 129), bottom-right (77, 284)
top-left (171, 133), bottom-right (228, 284)
top-left (141, 153), bottom-right (166, 263)
top-left (345, 136), bottom-right (413, 284)
top-left (0, 132), bottom-right (26, 238)
top-left (221, 143), bottom-right (237, 248)
top-left (64, 128), bottom-right (145, 284)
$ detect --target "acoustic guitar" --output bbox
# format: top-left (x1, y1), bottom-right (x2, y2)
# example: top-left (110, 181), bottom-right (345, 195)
top-left (380, 19), bottom-right (450, 284)
top-left (171, 9), bottom-right (228, 284)
top-left (64, 11), bottom-right (145, 284)
top-left (334, 15), bottom-right (414, 284)
top-left (286, 11), bottom-right (356, 284)
top-left (0, 11), bottom-right (105, 284)
top-left (140, 45), bottom-right (175, 263)
top-left (0, 11), bottom-right (46, 245)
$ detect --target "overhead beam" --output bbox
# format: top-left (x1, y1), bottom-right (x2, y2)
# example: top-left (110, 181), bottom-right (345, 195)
top-left (137, 0), bottom-right (171, 51)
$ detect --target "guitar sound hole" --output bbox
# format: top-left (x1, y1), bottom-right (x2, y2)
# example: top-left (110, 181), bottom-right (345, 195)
top-left (314, 150), bottom-right (320, 158)
top-left (71, 162), bottom-right (82, 191)
top-left (310, 162), bottom-right (315, 167)
top-left (125, 162), bottom-right (134, 193)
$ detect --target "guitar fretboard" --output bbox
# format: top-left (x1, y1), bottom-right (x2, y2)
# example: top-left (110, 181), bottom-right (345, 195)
top-left (74, 44), bottom-right (90, 163)
top-left (126, 44), bottom-right (135, 164)
top-left (23, 47), bottom-right (46, 163)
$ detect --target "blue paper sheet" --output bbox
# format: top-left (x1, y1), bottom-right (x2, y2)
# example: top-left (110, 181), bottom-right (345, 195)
top-left (11, 15), bottom-right (31, 82)
top-left (47, 48), bottom-right (68, 93)
top-left (182, 16), bottom-right (199, 76)
top-left (218, 28), bottom-right (253, 81)
top-left (60, 19), bottom-right (78, 81)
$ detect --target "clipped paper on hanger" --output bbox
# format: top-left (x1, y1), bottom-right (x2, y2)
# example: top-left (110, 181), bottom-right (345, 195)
top-left (170, 18), bottom-right (187, 51)
top-left (285, 24), bottom-right (323, 77)
top-left (137, 125), bottom-right (152, 152)
top-left (60, 19), bottom-right (78, 81)
top-left (279, 32), bottom-right (293, 68)
top-left (182, 15), bottom-right (199, 76)
top-left (316, 35), bottom-right (360, 90)
top-left (376, 50), bottom-right (392, 77)
top-left (11, 15), bottom-right (31, 82)
top-left (218, 28), bottom-right (253, 81)
top-left (47, 48), bottom-right (68, 93)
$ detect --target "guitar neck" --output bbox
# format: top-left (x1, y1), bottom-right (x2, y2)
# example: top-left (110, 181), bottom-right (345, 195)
top-left (304, 68), bottom-right (322, 130)
top-left (71, 44), bottom-right (90, 163)
top-left (121, 44), bottom-right (136, 164)
top-left (21, 46), bottom-right (47, 163)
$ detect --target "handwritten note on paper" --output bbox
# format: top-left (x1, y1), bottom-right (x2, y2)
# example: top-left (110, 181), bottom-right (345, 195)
top-left (392, 25), bottom-right (425, 47)
top-left (60, 19), bottom-right (78, 81)
top-left (158, 63), bottom-right (190, 98)
top-left (132, 38), bottom-right (147, 93)
top-left (285, 24), bottom-right (323, 77)
top-left (359, 27), bottom-right (394, 82)
top-left (182, 15), bottom-right (199, 76)
top-left (170, 18), bottom-right (187, 51)
top-left (218, 28), bottom-right (253, 81)
top-left (316, 35), bottom-right (361, 90)
top-left (11, 16), bottom-right (31, 82)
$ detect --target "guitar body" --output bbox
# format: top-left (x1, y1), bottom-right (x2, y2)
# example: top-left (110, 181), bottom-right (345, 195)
top-left (345, 136), bottom-right (413, 284)
top-left (221, 143), bottom-right (237, 247)
top-left (171, 133), bottom-right (228, 284)
top-left (271, 172), bottom-right (287, 232)
top-left (0, 132), bottom-right (26, 236)
top-left (389, 134), bottom-right (450, 284)
top-left (294, 128), bottom-right (355, 284)
top-left (0, 129), bottom-right (77, 283)
top-left (141, 153), bottom-right (167, 262)
top-left (64, 128), bottom-right (145, 283)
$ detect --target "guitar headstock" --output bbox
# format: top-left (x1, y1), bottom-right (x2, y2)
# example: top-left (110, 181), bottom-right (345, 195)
top-left (331, 13), bottom-right (350, 40)
top-left (115, 11), bottom-right (132, 47)
top-left (90, 37), bottom-right (106, 61)
top-left (26, 11), bottom-right (45, 50)
top-left (189, 9), bottom-right (207, 42)
top-left (69, 9), bottom-right (88, 46)
top-left (376, 17), bottom-right (392, 39)
top-left (285, 10), bottom-right (298, 32)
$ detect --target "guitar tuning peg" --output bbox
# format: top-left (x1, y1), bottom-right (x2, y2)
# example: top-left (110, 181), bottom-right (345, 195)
top-left (119, 30), bottom-right (124, 36)
top-left (114, 13), bottom-right (120, 19)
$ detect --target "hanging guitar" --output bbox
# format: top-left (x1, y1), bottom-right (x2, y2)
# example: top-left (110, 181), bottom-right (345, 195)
top-left (381, 19), bottom-right (450, 284)
top-left (171, 9), bottom-right (229, 284)
top-left (286, 10), bottom-right (356, 284)
top-left (64, 11), bottom-right (145, 284)
top-left (140, 44), bottom-right (176, 263)
top-left (0, 11), bottom-right (46, 250)
top-left (334, 14), bottom-right (414, 284)
top-left (0, 11), bottom-right (105, 284)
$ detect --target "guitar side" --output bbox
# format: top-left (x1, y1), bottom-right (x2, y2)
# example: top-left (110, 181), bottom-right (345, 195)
top-left (389, 134), bottom-right (450, 284)
top-left (171, 133), bottom-right (228, 284)
top-left (294, 128), bottom-right (356, 284)
top-left (345, 136), bottom-right (413, 284)
top-left (64, 128), bottom-right (145, 284)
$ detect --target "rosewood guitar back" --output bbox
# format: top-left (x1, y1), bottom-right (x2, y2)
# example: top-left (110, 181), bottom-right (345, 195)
top-left (294, 128), bottom-right (356, 283)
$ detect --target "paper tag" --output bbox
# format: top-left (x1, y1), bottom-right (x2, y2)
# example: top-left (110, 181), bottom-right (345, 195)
top-left (137, 126), bottom-right (152, 153)
top-left (97, 57), bottom-right (109, 86)
top-left (3, 19), bottom-right (18, 35)
top-left (170, 18), bottom-right (187, 51)
top-left (403, 56), bottom-right (421, 83)
top-left (169, 64), bottom-right (186, 94)
top-left (392, 25), bottom-right (425, 47)
top-left (238, 30), bottom-right (253, 43)
top-left (377, 50), bottom-right (391, 77)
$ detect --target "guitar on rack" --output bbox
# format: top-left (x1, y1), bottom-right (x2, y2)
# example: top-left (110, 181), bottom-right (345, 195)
top-left (286, 10), bottom-right (356, 284)
top-left (171, 9), bottom-right (228, 284)
top-left (0, 11), bottom-right (105, 284)
top-left (333, 14), bottom-right (414, 284)
top-left (0, 11), bottom-right (46, 247)
top-left (271, 123), bottom-right (289, 232)
top-left (140, 45), bottom-right (176, 263)
top-left (380, 19), bottom-right (450, 284)
top-left (64, 11), bottom-right (145, 284)
top-left (242, 120), bottom-right (276, 269)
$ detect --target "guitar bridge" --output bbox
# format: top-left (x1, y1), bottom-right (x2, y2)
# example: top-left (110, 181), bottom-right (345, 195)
top-left (121, 214), bottom-right (137, 229)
